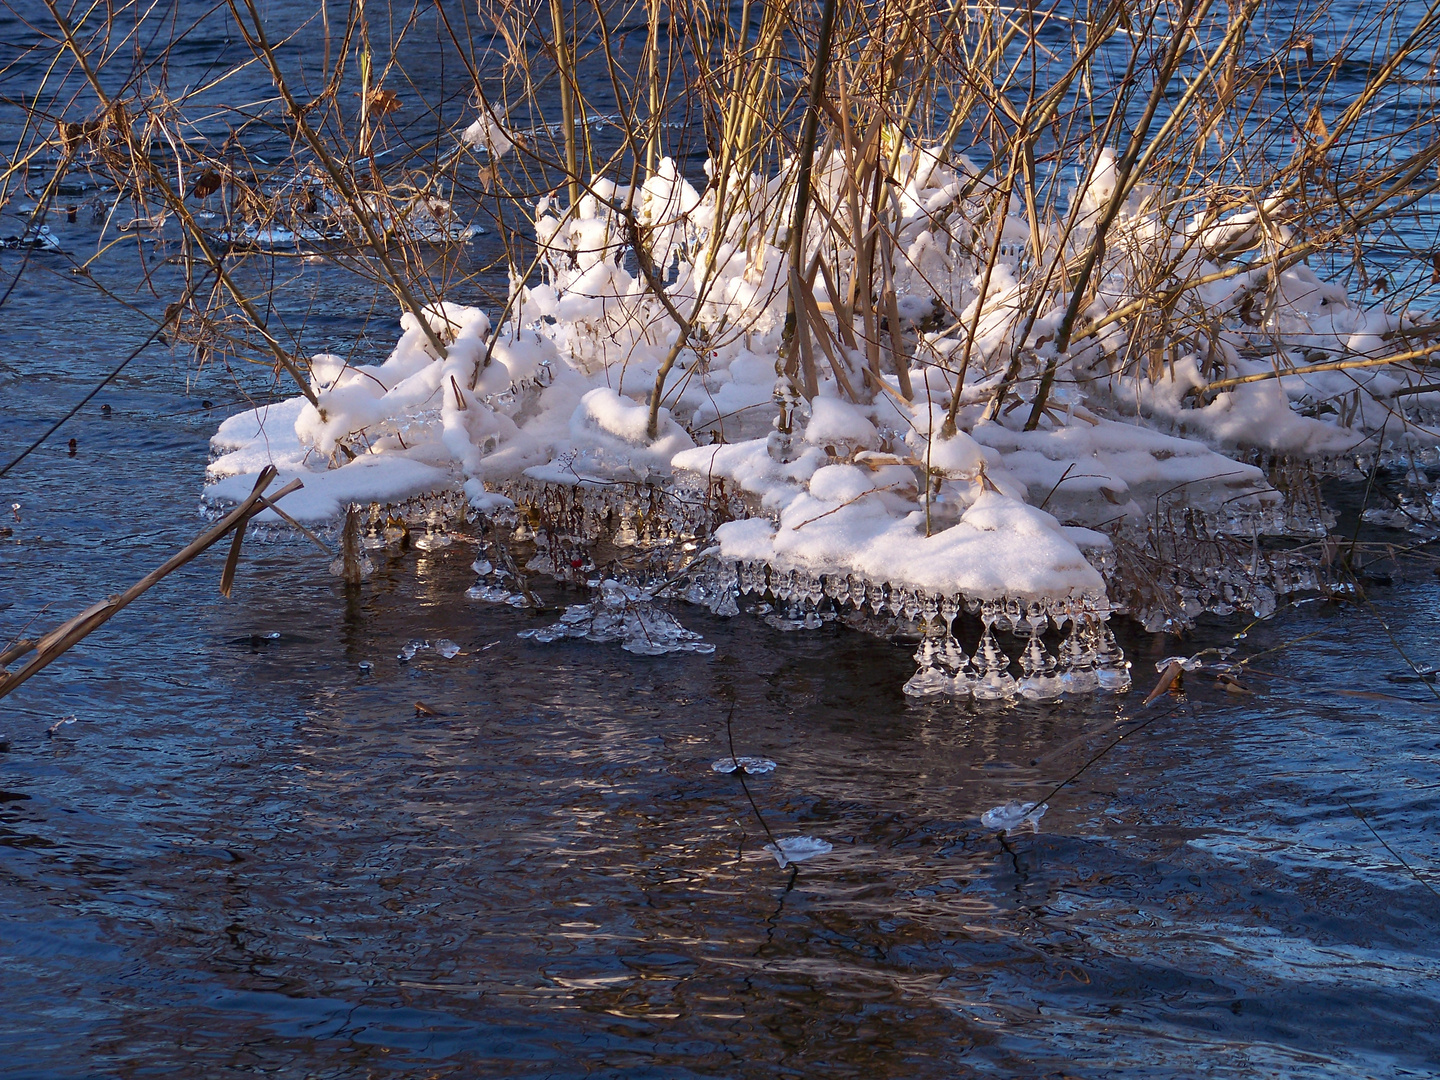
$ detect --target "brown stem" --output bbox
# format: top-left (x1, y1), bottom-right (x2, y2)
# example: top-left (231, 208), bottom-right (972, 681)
top-left (778, 0), bottom-right (841, 396)
top-left (0, 468), bottom-right (303, 701)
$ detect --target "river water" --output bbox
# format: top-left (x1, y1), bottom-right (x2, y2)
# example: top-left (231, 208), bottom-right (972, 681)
top-left (4, 263), bottom-right (1440, 1078)
top-left (3, 1), bottom-right (1440, 1076)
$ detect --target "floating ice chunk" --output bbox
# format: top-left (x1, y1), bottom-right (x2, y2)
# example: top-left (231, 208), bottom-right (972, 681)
top-left (398, 639), bottom-right (431, 662)
top-left (1157, 654), bottom-right (1204, 672)
top-left (358, 660), bottom-right (374, 673)
top-left (435, 638), bottom-right (461, 658)
top-left (462, 109), bottom-right (513, 158)
top-left (1, 224), bottom-right (62, 251)
top-left (981, 801), bottom-right (1048, 831)
top-left (518, 579), bottom-right (715, 655)
top-left (764, 606), bottom-right (822, 632)
top-left (327, 552), bottom-right (375, 579)
top-left (711, 756), bottom-right (777, 775)
top-left (763, 836), bottom-right (833, 868)
top-left (467, 583), bottom-right (519, 603)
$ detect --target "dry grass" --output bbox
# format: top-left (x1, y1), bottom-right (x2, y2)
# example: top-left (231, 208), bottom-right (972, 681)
top-left (4, 0), bottom-right (1438, 446)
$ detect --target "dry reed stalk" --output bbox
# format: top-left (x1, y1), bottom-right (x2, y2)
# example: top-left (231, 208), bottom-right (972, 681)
top-left (11, 0), bottom-right (1438, 474)
top-left (0, 467), bottom-right (303, 701)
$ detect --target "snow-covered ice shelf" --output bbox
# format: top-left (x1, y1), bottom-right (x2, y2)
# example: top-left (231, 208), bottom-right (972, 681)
top-left (200, 139), bottom-right (1440, 697)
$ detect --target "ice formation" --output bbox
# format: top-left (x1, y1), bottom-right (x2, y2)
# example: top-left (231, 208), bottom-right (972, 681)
top-left (762, 836), bottom-right (833, 868)
top-left (712, 756), bottom-right (778, 775)
top-left (980, 801), bottom-right (1049, 832)
top-left (518, 579), bottom-right (716, 656)
top-left (203, 137), bottom-right (1440, 697)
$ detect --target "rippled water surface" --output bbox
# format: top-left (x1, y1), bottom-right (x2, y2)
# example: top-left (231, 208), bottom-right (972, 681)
top-left (3, 292), bottom-right (1440, 1078)
top-left (3, 0), bottom-right (1440, 1073)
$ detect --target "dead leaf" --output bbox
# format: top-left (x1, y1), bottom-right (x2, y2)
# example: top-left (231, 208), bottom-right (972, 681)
top-left (59, 118), bottom-right (104, 153)
top-left (1142, 660), bottom-right (1184, 707)
top-left (367, 88), bottom-right (402, 117)
top-left (191, 169), bottom-right (221, 199)
top-left (414, 700), bottom-right (446, 717)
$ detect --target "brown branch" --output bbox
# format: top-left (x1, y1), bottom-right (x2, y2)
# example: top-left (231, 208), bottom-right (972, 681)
top-left (0, 468), bottom-right (303, 702)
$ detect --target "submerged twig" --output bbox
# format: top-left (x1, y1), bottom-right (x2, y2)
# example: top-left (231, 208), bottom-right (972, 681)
top-left (725, 700), bottom-right (782, 854)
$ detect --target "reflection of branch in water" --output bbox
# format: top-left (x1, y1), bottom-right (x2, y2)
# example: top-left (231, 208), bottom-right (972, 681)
top-left (997, 832), bottom-right (1027, 885)
top-left (767, 866), bottom-right (800, 922)
top-left (0, 274), bottom-right (206, 479)
top-left (1341, 797), bottom-right (1440, 901)
top-left (726, 700), bottom-right (782, 855)
top-left (999, 698), bottom-right (1184, 837)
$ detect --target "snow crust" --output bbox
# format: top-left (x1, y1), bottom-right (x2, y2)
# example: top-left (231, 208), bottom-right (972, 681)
top-left (204, 137), bottom-right (1440, 607)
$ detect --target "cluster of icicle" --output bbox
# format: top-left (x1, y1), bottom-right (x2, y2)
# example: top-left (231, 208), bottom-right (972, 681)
top-left (204, 129), bottom-right (1440, 659)
top-left (903, 602), bottom-right (1130, 702)
top-left (721, 564), bottom-right (1128, 701)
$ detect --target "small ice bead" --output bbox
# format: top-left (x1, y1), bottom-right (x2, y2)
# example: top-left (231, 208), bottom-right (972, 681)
top-left (358, 660), bottom-right (374, 673)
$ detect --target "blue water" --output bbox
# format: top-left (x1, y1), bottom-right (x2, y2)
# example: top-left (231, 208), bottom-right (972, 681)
top-left (2, 0), bottom-right (1439, 1075)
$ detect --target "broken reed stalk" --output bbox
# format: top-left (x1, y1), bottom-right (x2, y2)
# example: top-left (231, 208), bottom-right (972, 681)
top-left (1194, 343), bottom-right (1440, 397)
top-left (341, 504), bottom-right (364, 584)
top-left (0, 466), bottom-right (302, 702)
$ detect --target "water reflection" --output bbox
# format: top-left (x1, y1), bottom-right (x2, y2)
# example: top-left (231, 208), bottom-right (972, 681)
top-left (4, 485), bottom-right (1438, 1075)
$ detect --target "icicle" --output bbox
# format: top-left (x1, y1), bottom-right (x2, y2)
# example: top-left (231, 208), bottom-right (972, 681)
top-left (711, 588), bottom-right (740, 617)
top-left (1017, 613), bottom-right (1063, 701)
top-left (363, 504), bottom-right (387, 550)
top-left (612, 515), bottom-right (639, 547)
top-left (1058, 618), bottom-right (1100, 694)
top-left (971, 603), bottom-right (1017, 700)
top-left (904, 637), bottom-right (951, 697)
top-left (414, 509), bottom-right (453, 551)
top-left (939, 633), bottom-right (974, 697)
top-left (1092, 617), bottom-right (1132, 693)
